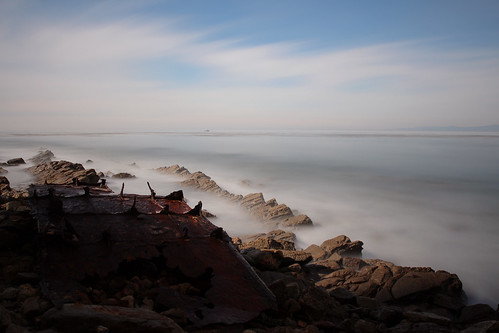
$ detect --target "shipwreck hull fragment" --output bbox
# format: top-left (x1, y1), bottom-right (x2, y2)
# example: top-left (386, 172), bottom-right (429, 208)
top-left (29, 184), bottom-right (276, 326)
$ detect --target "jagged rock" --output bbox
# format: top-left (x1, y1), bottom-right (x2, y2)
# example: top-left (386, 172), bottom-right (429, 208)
top-left (7, 158), bottom-right (25, 166)
top-left (41, 304), bottom-right (184, 333)
top-left (156, 165), bottom-right (191, 177)
top-left (27, 161), bottom-right (99, 185)
top-left (320, 235), bottom-right (363, 257)
top-left (29, 150), bottom-right (54, 164)
top-left (111, 173), bottom-right (135, 179)
top-left (241, 193), bottom-right (265, 210)
top-left (266, 229), bottom-right (296, 243)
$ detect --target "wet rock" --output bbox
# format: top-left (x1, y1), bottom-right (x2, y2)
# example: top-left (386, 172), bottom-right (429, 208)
top-left (7, 158), bottom-right (25, 166)
top-left (111, 173), bottom-right (135, 179)
top-left (41, 304), bottom-right (184, 333)
top-left (27, 161), bottom-right (99, 185)
top-left (320, 235), bottom-right (363, 257)
top-left (86, 160), bottom-right (93, 164)
top-left (29, 150), bottom-right (55, 164)
top-left (0, 167), bottom-right (7, 174)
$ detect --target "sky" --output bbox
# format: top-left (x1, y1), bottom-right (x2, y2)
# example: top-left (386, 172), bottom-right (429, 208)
top-left (1, 0), bottom-right (499, 132)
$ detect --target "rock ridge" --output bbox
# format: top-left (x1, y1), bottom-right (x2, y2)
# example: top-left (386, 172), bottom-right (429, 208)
top-left (157, 164), bottom-right (313, 229)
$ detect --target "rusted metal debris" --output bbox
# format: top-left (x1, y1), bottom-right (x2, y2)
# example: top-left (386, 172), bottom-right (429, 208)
top-left (29, 183), bottom-right (276, 326)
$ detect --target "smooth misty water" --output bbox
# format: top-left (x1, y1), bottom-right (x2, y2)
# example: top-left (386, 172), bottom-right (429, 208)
top-left (1, 131), bottom-right (498, 306)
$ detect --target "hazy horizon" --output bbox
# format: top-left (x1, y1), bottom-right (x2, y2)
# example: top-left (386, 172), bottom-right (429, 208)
top-left (1, 0), bottom-right (499, 132)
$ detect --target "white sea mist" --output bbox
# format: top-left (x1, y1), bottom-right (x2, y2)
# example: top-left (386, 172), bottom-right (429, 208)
top-left (1, 130), bottom-right (498, 306)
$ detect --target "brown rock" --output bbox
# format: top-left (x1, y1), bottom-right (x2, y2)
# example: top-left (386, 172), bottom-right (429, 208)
top-left (304, 244), bottom-right (327, 260)
top-left (241, 193), bottom-right (265, 210)
top-left (391, 271), bottom-right (449, 300)
top-left (242, 237), bottom-right (295, 251)
top-left (27, 161), bottom-right (99, 185)
top-left (279, 214), bottom-right (313, 228)
top-left (264, 204), bottom-right (293, 221)
top-left (320, 235), bottom-right (363, 257)
top-left (0, 167), bottom-right (7, 174)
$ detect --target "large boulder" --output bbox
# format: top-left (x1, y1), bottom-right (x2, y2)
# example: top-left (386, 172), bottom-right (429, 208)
top-left (27, 161), bottom-right (99, 185)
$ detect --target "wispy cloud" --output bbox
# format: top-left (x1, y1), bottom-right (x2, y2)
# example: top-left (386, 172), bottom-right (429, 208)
top-left (1, 1), bottom-right (498, 132)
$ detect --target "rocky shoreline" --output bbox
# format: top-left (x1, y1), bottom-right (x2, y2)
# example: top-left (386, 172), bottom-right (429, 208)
top-left (1, 151), bottom-right (498, 332)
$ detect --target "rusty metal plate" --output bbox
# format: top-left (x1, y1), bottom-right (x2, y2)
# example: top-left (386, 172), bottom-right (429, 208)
top-left (29, 184), bottom-right (276, 326)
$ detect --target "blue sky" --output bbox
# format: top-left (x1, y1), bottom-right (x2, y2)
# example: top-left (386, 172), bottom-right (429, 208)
top-left (1, 0), bottom-right (498, 132)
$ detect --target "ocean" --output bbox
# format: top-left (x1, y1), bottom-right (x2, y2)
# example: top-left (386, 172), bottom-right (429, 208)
top-left (1, 130), bottom-right (498, 306)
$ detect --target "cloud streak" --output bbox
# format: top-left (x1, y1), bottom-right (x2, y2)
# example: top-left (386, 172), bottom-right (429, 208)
top-left (1, 1), bottom-right (498, 132)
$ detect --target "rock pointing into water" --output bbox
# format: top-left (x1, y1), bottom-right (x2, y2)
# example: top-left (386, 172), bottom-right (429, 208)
top-left (29, 150), bottom-right (55, 165)
top-left (27, 160), bottom-right (100, 185)
top-left (157, 164), bottom-right (313, 229)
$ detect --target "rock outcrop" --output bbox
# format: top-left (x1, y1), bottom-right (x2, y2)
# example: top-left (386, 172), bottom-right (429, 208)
top-left (27, 160), bottom-right (99, 185)
top-left (157, 164), bottom-right (313, 229)
top-left (111, 172), bottom-right (136, 179)
top-left (29, 150), bottom-right (55, 165)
